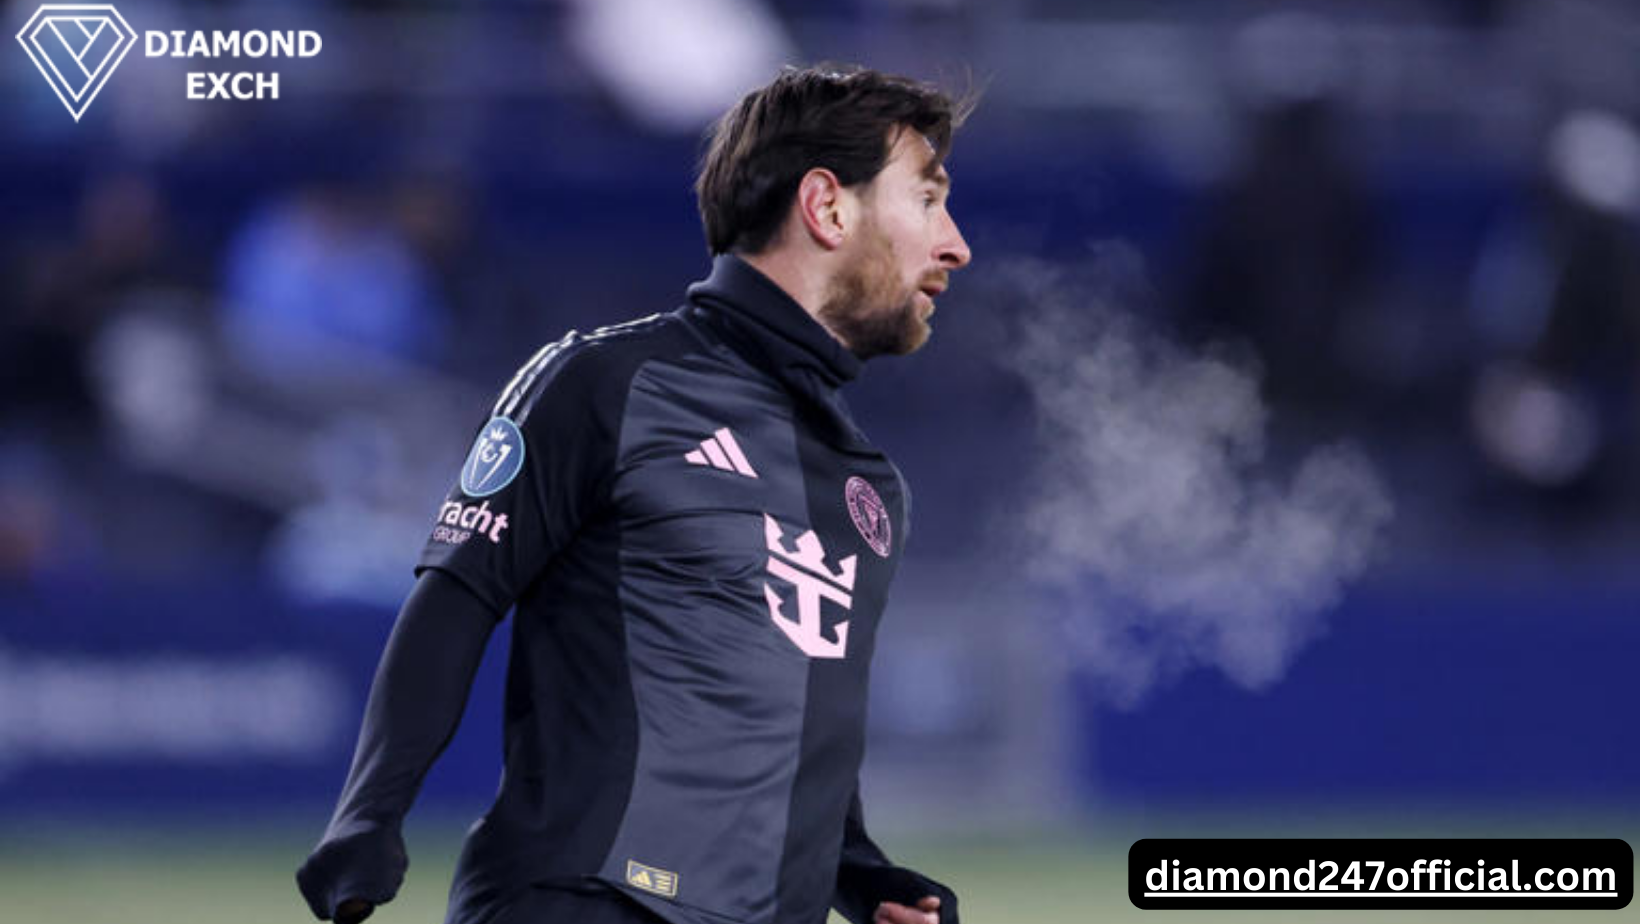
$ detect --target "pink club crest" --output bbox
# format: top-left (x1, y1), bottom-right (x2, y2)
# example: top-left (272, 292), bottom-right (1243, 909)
top-left (844, 476), bottom-right (891, 557)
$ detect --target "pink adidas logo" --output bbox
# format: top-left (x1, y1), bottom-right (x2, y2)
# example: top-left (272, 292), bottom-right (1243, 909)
top-left (684, 427), bottom-right (759, 479)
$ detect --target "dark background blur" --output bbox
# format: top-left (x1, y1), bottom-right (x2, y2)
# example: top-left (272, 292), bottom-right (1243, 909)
top-left (2, 1), bottom-right (1636, 921)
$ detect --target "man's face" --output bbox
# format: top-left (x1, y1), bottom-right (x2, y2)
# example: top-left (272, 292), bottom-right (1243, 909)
top-left (819, 129), bottom-right (972, 359)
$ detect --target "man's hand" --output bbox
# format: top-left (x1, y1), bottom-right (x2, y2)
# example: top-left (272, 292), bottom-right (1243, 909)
top-left (874, 895), bottom-right (942, 924)
top-left (295, 830), bottom-right (403, 922)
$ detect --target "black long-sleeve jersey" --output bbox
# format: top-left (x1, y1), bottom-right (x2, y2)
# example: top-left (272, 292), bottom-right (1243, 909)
top-left (304, 255), bottom-right (948, 924)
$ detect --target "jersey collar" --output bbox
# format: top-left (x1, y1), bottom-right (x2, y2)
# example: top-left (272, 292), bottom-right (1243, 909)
top-left (685, 254), bottom-right (862, 391)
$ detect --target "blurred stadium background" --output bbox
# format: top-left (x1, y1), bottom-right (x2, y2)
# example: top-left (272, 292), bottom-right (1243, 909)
top-left (2, 0), bottom-right (1636, 921)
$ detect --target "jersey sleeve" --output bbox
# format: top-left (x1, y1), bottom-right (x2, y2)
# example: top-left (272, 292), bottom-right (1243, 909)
top-left (415, 335), bottom-right (619, 613)
top-left (296, 569), bottom-right (496, 920)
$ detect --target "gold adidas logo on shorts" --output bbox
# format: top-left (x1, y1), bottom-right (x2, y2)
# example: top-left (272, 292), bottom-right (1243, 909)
top-left (626, 859), bottom-right (679, 898)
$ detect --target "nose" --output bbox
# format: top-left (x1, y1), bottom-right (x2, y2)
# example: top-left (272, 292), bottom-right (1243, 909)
top-left (936, 213), bottom-right (971, 270)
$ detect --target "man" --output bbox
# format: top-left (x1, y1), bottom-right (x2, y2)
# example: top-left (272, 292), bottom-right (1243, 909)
top-left (297, 63), bottom-right (973, 924)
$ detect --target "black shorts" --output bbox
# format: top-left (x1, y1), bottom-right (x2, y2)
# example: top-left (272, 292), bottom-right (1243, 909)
top-left (489, 884), bottom-right (666, 924)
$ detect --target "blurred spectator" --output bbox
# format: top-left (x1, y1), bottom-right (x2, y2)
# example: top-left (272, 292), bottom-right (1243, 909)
top-left (0, 173), bottom-right (192, 580)
top-left (2, 173), bottom-right (171, 430)
top-left (221, 184), bottom-right (448, 382)
top-left (1465, 109), bottom-right (1640, 520)
top-left (388, 170), bottom-right (538, 382)
top-left (1181, 98), bottom-right (1385, 423)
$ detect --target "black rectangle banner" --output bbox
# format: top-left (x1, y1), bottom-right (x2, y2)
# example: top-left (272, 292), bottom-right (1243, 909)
top-left (1129, 838), bottom-right (1632, 910)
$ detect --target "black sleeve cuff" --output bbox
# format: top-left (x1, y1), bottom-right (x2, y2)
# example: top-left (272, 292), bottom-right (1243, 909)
top-left (296, 824), bottom-right (407, 921)
top-left (835, 863), bottom-right (959, 924)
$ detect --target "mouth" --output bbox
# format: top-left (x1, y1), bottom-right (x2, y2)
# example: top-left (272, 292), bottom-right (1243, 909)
top-left (914, 273), bottom-right (948, 320)
top-left (915, 289), bottom-right (938, 319)
top-left (917, 280), bottom-right (946, 315)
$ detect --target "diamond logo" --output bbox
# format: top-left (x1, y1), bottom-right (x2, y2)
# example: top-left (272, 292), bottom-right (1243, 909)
top-left (15, 5), bottom-right (137, 122)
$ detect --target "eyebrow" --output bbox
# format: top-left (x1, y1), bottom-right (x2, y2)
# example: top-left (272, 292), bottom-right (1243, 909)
top-left (922, 166), bottom-right (951, 188)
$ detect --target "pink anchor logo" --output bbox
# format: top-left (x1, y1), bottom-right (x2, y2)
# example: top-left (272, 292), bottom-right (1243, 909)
top-left (762, 513), bottom-right (856, 659)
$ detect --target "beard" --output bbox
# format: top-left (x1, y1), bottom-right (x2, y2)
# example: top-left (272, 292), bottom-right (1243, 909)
top-left (817, 224), bottom-right (930, 360)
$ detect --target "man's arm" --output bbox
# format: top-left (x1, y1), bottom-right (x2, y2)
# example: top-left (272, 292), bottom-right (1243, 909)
top-left (296, 568), bottom-right (499, 923)
top-left (833, 786), bottom-right (960, 924)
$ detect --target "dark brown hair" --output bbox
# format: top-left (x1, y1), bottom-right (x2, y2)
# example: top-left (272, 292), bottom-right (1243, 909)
top-left (695, 63), bottom-right (973, 255)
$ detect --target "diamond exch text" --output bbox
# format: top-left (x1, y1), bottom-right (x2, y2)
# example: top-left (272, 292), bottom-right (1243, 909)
top-left (145, 30), bottom-right (322, 102)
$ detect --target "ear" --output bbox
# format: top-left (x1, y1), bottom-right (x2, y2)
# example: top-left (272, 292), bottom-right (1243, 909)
top-left (794, 168), bottom-right (853, 251)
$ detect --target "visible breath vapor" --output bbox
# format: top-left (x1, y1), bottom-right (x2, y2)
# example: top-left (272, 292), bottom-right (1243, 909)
top-left (993, 248), bottom-right (1393, 707)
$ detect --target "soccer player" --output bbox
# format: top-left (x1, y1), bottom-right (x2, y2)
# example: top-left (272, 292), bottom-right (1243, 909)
top-left (297, 63), bottom-right (973, 924)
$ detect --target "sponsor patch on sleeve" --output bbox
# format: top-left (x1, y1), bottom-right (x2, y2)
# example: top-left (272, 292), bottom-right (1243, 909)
top-left (431, 500), bottom-right (511, 546)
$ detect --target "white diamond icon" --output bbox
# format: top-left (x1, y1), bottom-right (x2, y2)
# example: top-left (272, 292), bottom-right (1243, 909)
top-left (16, 4), bottom-right (137, 122)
